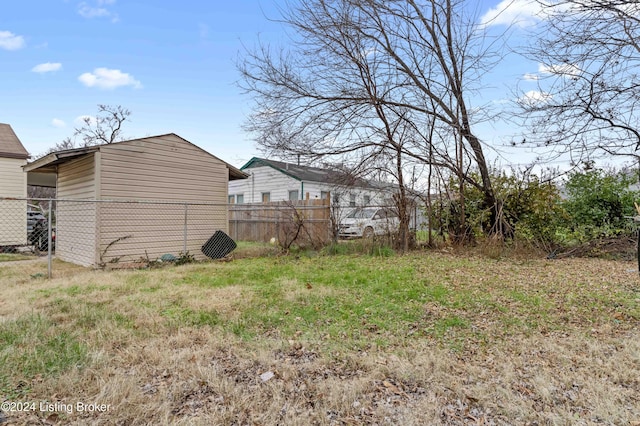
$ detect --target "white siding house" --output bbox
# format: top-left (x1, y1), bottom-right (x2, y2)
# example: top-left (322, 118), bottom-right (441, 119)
top-left (0, 124), bottom-right (28, 246)
top-left (228, 157), bottom-right (393, 208)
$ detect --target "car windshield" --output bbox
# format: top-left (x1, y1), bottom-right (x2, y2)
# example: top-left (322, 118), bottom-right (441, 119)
top-left (346, 208), bottom-right (376, 219)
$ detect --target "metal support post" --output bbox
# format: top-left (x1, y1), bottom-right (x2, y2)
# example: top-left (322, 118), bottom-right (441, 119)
top-left (47, 202), bottom-right (53, 279)
top-left (183, 204), bottom-right (188, 254)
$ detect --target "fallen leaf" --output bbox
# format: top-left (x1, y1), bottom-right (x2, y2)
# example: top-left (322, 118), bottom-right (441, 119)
top-left (382, 380), bottom-right (403, 395)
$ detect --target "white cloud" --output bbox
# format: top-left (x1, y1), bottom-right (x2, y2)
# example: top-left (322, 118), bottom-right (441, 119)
top-left (78, 67), bottom-right (142, 90)
top-left (32, 62), bottom-right (62, 73)
top-left (521, 63), bottom-right (581, 82)
top-left (0, 31), bottom-right (25, 50)
top-left (480, 0), bottom-right (544, 28)
top-left (51, 118), bottom-right (66, 128)
top-left (538, 62), bottom-right (581, 77)
top-left (74, 115), bottom-right (97, 126)
top-left (518, 90), bottom-right (552, 106)
top-left (77, 1), bottom-right (119, 22)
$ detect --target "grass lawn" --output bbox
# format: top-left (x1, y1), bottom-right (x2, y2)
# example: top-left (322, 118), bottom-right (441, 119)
top-left (0, 250), bottom-right (638, 425)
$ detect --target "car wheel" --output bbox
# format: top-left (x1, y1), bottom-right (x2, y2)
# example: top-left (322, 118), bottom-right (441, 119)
top-left (362, 226), bottom-right (374, 239)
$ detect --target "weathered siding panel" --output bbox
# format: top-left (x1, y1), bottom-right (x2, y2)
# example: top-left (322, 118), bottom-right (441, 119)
top-left (56, 155), bottom-right (97, 266)
top-left (0, 157), bottom-right (27, 245)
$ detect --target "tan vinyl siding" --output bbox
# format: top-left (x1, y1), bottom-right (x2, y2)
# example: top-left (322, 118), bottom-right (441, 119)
top-left (98, 203), bottom-right (226, 263)
top-left (0, 157), bottom-right (27, 197)
top-left (56, 155), bottom-right (97, 266)
top-left (0, 157), bottom-right (27, 245)
top-left (57, 154), bottom-right (97, 199)
top-left (97, 135), bottom-right (229, 263)
top-left (99, 134), bottom-right (228, 203)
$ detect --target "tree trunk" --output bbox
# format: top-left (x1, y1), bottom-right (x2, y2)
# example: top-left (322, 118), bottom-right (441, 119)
top-left (464, 131), bottom-right (497, 233)
top-left (395, 150), bottom-right (411, 252)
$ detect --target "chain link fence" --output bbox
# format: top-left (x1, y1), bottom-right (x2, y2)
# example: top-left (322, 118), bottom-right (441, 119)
top-left (0, 199), bottom-right (50, 252)
top-left (0, 198), bottom-right (230, 276)
top-left (2, 197), bottom-right (431, 277)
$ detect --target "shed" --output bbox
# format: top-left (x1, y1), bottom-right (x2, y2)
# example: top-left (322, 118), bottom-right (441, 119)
top-left (0, 123), bottom-right (29, 246)
top-left (24, 133), bottom-right (247, 266)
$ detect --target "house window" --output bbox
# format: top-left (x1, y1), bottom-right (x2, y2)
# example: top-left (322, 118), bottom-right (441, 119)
top-left (261, 192), bottom-right (271, 203)
top-left (320, 191), bottom-right (329, 200)
top-left (349, 193), bottom-right (356, 207)
top-left (288, 190), bottom-right (299, 201)
top-left (364, 195), bottom-right (371, 206)
top-left (228, 195), bottom-right (235, 204)
top-left (236, 194), bottom-right (244, 204)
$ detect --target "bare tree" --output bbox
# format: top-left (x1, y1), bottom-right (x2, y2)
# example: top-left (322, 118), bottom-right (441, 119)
top-left (519, 0), bottom-right (640, 166)
top-left (36, 104), bottom-right (131, 158)
top-left (240, 0), bottom-right (502, 242)
top-left (75, 104), bottom-right (131, 146)
top-left (47, 137), bottom-right (76, 153)
top-left (28, 105), bottom-right (131, 197)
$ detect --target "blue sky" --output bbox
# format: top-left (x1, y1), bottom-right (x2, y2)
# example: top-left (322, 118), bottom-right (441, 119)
top-left (1, 0), bottom-right (547, 168)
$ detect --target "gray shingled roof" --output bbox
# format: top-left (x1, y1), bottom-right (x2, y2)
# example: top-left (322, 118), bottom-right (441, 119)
top-left (0, 123), bottom-right (29, 159)
top-left (241, 157), bottom-right (387, 189)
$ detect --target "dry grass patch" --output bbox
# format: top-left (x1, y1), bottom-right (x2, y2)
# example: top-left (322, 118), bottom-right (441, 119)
top-left (0, 253), bottom-right (37, 262)
top-left (0, 253), bottom-right (638, 425)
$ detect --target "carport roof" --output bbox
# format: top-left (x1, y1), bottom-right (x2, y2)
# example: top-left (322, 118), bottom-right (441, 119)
top-left (0, 123), bottom-right (29, 159)
top-left (23, 146), bottom-right (100, 173)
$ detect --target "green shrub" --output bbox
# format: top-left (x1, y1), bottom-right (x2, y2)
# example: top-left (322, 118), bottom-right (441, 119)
top-left (558, 169), bottom-right (638, 242)
top-left (434, 167), bottom-right (639, 250)
top-left (435, 170), bottom-right (565, 246)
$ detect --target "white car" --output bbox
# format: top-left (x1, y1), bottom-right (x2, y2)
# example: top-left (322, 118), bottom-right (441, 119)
top-left (338, 207), bottom-right (399, 238)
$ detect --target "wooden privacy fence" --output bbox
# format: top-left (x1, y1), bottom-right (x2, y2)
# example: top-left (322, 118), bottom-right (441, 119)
top-left (228, 198), bottom-right (331, 246)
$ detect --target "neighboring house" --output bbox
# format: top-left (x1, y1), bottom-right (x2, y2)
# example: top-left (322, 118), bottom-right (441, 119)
top-left (228, 157), bottom-right (393, 208)
top-left (24, 133), bottom-right (247, 266)
top-left (0, 123), bottom-right (29, 246)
